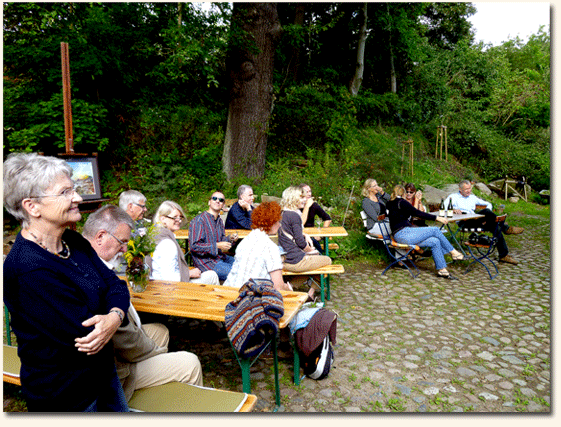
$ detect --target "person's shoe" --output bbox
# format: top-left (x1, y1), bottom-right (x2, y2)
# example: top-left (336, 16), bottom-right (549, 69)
top-left (449, 249), bottom-right (464, 261)
top-left (499, 255), bottom-right (519, 265)
top-left (505, 226), bottom-right (524, 235)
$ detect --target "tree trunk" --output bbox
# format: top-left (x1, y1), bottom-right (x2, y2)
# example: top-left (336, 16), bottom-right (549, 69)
top-left (387, 4), bottom-right (397, 94)
top-left (223, 3), bottom-right (281, 180)
top-left (287, 3), bottom-right (305, 83)
top-left (349, 3), bottom-right (368, 96)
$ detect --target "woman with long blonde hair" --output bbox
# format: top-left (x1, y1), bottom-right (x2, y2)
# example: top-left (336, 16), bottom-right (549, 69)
top-left (278, 186), bottom-right (332, 299)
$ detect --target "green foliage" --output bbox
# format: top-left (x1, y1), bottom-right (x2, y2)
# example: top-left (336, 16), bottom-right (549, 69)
top-left (3, 91), bottom-right (109, 154)
top-left (269, 81), bottom-right (357, 156)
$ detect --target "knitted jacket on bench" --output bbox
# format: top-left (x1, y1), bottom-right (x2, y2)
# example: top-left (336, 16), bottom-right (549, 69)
top-left (225, 279), bottom-right (284, 358)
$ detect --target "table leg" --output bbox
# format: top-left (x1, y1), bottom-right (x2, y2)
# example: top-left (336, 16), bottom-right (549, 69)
top-left (448, 223), bottom-right (467, 257)
top-left (273, 334), bottom-right (281, 408)
top-left (293, 345), bottom-right (300, 386)
top-left (239, 358), bottom-right (252, 394)
top-left (323, 237), bottom-right (329, 257)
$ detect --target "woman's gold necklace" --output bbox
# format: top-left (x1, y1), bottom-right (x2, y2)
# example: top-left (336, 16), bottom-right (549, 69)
top-left (27, 229), bottom-right (71, 259)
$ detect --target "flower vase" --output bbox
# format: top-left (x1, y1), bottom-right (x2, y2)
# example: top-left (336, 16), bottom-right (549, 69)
top-left (127, 255), bottom-right (149, 293)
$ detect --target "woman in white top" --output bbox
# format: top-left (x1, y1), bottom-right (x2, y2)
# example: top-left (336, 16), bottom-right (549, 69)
top-left (223, 201), bottom-right (293, 292)
top-left (149, 201), bottom-right (219, 285)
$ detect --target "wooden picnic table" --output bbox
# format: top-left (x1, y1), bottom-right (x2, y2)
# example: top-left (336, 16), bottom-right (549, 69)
top-left (122, 278), bottom-right (308, 409)
top-left (174, 225), bottom-right (348, 257)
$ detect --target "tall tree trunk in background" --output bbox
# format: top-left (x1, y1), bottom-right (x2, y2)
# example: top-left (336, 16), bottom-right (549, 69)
top-left (223, 3), bottom-right (281, 180)
top-left (287, 3), bottom-right (305, 83)
top-left (349, 3), bottom-right (368, 96)
top-left (387, 4), bottom-right (397, 93)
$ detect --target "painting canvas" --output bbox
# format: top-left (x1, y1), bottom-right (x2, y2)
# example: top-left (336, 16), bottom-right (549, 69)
top-left (61, 156), bottom-right (102, 200)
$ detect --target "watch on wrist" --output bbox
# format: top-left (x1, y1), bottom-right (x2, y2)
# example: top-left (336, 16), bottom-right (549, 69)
top-left (109, 309), bottom-right (124, 323)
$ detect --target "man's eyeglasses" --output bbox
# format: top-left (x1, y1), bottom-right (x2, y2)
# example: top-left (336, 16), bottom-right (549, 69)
top-left (133, 202), bottom-right (147, 210)
top-left (165, 215), bottom-right (185, 222)
top-left (109, 232), bottom-right (128, 247)
top-left (33, 186), bottom-right (77, 199)
top-left (211, 196), bottom-right (225, 203)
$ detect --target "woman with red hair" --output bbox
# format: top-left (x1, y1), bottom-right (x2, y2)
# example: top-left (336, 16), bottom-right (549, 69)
top-left (223, 201), bottom-right (293, 292)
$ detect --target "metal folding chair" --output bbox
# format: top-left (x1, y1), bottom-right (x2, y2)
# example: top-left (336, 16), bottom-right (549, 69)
top-left (361, 211), bottom-right (423, 278)
top-left (463, 214), bottom-right (507, 280)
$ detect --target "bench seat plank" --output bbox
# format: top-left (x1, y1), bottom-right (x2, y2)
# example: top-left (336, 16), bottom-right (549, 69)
top-left (281, 264), bottom-right (345, 276)
top-left (3, 345), bottom-right (21, 386)
top-left (3, 345), bottom-right (257, 412)
top-left (129, 382), bottom-right (256, 412)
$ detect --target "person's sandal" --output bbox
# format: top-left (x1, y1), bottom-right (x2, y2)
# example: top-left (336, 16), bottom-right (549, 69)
top-left (436, 269), bottom-right (458, 280)
top-left (450, 250), bottom-right (464, 261)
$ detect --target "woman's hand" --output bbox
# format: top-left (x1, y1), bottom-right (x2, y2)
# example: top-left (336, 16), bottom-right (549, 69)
top-left (75, 311), bottom-right (122, 355)
top-left (304, 197), bottom-right (314, 209)
top-left (416, 190), bottom-right (422, 200)
top-left (190, 267), bottom-right (202, 278)
top-left (436, 216), bottom-right (449, 225)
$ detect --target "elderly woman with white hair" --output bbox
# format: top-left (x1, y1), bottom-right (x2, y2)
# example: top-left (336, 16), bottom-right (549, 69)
top-left (278, 186), bottom-right (332, 299)
top-left (3, 153), bottom-right (130, 412)
top-left (149, 200), bottom-right (219, 285)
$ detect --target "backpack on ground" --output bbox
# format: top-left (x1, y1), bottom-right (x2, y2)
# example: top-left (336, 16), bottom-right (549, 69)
top-left (302, 336), bottom-right (334, 380)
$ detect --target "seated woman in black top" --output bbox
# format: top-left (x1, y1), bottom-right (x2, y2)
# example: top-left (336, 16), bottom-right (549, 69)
top-left (386, 185), bottom-right (463, 279)
top-left (299, 183), bottom-right (332, 253)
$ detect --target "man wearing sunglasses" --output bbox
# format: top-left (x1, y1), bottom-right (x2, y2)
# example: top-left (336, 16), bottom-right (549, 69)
top-left (189, 191), bottom-right (238, 281)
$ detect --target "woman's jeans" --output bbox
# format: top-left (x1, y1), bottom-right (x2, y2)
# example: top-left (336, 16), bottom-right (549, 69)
top-left (394, 226), bottom-right (454, 270)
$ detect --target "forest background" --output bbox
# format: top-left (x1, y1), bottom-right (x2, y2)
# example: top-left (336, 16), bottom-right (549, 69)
top-left (2, 2), bottom-right (550, 260)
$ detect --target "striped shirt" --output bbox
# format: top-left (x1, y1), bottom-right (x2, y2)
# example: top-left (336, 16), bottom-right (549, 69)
top-left (188, 211), bottom-right (229, 272)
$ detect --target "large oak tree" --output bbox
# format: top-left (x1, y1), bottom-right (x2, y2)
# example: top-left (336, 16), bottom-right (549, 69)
top-left (222, 3), bottom-right (281, 180)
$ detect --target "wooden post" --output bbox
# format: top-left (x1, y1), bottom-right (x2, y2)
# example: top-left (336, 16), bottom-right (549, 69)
top-left (436, 125), bottom-right (448, 161)
top-left (444, 126), bottom-right (448, 161)
top-left (401, 139), bottom-right (414, 178)
top-left (61, 42), bottom-right (74, 154)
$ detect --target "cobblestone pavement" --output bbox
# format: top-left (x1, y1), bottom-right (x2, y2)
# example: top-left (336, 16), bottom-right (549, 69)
top-left (174, 220), bottom-right (551, 413)
top-left (3, 219), bottom-right (553, 414)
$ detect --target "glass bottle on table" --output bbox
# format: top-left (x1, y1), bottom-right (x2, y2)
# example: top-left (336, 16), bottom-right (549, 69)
top-left (447, 199), bottom-right (454, 217)
top-left (439, 199), bottom-right (445, 217)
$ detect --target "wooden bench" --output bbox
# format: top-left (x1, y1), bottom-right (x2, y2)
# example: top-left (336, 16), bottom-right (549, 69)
top-left (3, 346), bottom-right (257, 412)
top-left (282, 264), bottom-right (345, 302)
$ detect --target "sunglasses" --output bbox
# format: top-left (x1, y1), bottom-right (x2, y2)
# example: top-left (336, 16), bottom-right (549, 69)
top-left (406, 191), bottom-right (416, 194)
top-left (211, 196), bottom-right (225, 203)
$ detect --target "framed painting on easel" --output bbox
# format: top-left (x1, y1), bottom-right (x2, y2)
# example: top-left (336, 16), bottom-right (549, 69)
top-left (59, 154), bottom-right (102, 200)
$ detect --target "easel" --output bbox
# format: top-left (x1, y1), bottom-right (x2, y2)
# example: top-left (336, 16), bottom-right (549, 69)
top-left (435, 125), bottom-right (448, 161)
top-left (59, 42), bottom-right (107, 219)
top-left (401, 139), bottom-right (414, 178)
top-left (501, 177), bottom-right (528, 202)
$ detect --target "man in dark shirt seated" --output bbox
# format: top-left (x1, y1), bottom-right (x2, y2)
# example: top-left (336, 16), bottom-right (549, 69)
top-left (225, 185), bottom-right (255, 230)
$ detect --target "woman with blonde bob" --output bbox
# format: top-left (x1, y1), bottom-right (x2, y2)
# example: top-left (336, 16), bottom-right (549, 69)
top-left (224, 201), bottom-right (293, 291)
top-left (386, 185), bottom-right (463, 279)
top-left (278, 186), bottom-right (332, 298)
top-left (149, 200), bottom-right (219, 285)
top-left (361, 178), bottom-right (391, 235)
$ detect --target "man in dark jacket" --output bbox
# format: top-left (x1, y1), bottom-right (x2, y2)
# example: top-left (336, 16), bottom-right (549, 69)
top-left (225, 185), bottom-right (255, 229)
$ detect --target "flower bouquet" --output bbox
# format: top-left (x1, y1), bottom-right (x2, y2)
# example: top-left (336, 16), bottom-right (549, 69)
top-left (124, 223), bottom-right (157, 292)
